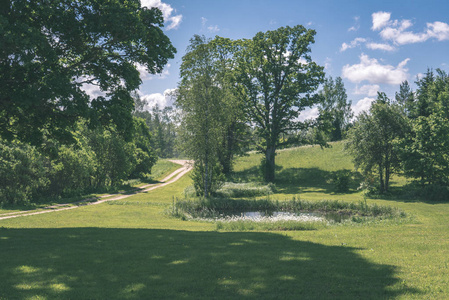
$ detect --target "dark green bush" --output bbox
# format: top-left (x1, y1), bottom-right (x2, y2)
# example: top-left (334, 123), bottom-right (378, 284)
top-left (0, 140), bottom-right (48, 205)
top-left (330, 170), bottom-right (352, 193)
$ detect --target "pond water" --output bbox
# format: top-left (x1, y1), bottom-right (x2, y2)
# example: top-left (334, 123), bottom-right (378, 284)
top-left (222, 211), bottom-right (351, 223)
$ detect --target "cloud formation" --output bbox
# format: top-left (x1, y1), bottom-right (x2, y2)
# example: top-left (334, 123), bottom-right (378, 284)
top-left (352, 97), bottom-right (375, 117)
top-left (140, 88), bottom-right (176, 109)
top-left (348, 16), bottom-right (360, 32)
top-left (342, 54), bottom-right (409, 85)
top-left (340, 38), bottom-right (366, 52)
top-left (354, 84), bottom-right (380, 97)
top-left (201, 17), bottom-right (220, 33)
top-left (135, 63), bottom-right (170, 81)
top-left (298, 107), bottom-right (319, 122)
top-left (366, 42), bottom-right (396, 52)
top-left (372, 11), bottom-right (449, 45)
top-left (141, 0), bottom-right (182, 30)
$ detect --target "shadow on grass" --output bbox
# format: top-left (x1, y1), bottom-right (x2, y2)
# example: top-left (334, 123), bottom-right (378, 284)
top-left (274, 167), bottom-right (363, 195)
top-left (0, 228), bottom-right (420, 299)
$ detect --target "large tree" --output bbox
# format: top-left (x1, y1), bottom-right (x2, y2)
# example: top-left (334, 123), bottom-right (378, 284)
top-left (235, 25), bottom-right (325, 182)
top-left (0, 0), bottom-right (175, 145)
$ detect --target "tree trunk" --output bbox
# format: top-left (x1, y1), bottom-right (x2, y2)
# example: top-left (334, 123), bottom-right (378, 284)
top-left (204, 157), bottom-right (209, 198)
top-left (385, 165), bottom-right (390, 192)
top-left (264, 146), bottom-right (276, 182)
top-left (379, 163), bottom-right (385, 193)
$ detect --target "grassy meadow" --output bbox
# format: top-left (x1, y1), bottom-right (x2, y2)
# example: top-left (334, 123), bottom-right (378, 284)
top-left (1, 142), bottom-right (449, 299)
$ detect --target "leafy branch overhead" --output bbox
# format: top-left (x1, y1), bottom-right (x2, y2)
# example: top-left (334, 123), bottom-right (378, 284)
top-left (0, 0), bottom-right (176, 144)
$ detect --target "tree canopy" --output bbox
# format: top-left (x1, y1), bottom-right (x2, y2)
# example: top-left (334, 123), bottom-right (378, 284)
top-left (346, 93), bottom-right (409, 193)
top-left (236, 25), bottom-right (325, 182)
top-left (0, 0), bottom-right (175, 144)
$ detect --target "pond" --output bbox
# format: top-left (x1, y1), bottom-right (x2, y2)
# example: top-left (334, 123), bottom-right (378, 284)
top-left (214, 211), bottom-right (351, 223)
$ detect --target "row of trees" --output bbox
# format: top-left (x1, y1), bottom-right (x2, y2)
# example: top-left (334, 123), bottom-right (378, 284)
top-left (347, 69), bottom-right (449, 196)
top-left (176, 26), bottom-right (356, 196)
top-left (0, 120), bottom-right (157, 204)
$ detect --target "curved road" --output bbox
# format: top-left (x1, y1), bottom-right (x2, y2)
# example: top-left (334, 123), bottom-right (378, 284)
top-left (0, 160), bottom-right (192, 221)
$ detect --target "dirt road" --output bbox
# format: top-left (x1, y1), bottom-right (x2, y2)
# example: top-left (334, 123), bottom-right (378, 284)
top-left (0, 160), bottom-right (192, 221)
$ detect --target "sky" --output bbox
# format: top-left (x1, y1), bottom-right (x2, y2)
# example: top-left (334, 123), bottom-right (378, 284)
top-left (132, 0), bottom-right (449, 119)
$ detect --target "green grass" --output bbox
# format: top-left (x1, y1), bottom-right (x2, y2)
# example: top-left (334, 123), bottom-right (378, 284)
top-left (1, 142), bottom-right (449, 299)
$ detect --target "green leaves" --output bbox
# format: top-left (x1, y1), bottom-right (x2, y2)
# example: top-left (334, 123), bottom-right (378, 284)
top-left (1, 0), bottom-right (175, 144)
top-left (235, 25), bottom-right (324, 181)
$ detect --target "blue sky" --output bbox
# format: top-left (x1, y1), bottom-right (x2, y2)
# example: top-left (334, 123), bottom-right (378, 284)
top-left (135, 0), bottom-right (449, 118)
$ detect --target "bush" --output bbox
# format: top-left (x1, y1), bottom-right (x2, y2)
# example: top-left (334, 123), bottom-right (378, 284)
top-left (330, 170), bottom-right (352, 193)
top-left (191, 162), bottom-right (225, 197)
top-left (0, 140), bottom-right (48, 205)
top-left (418, 185), bottom-right (449, 202)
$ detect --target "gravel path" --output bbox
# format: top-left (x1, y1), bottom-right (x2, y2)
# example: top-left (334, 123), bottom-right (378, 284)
top-left (0, 160), bottom-right (192, 221)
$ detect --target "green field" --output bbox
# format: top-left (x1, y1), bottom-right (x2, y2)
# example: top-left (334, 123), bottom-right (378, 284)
top-left (1, 143), bottom-right (448, 299)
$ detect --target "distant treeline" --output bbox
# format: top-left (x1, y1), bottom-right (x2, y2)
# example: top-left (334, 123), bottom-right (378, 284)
top-left (0, 119), bottom-right (156, 205)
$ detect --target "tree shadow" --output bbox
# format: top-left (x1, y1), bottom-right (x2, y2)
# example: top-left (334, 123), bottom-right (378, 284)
top-left (275, 167), bottom-right (363, 195)
top-left (0, 228), bottom-right (420, 299)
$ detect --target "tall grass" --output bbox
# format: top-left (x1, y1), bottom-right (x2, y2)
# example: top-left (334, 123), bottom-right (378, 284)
top-left (170, 197), bottom-right (407, 222)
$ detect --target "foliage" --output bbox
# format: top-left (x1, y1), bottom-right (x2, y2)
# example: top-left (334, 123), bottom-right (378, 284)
top-left (235, 25), bottom-right (325, 182)
top-left (395, 80), bottom-right (414, 115)
top-left (0, 0), bottom-right (175, 145)
top-left (398, 70), bottom-right (449, 187)
top-left (177, 35), bottom-right (241, 196)
top-left (133, 98), bottom-right (178, 158)
top-left (0, 118), bottom-right (157, 204)
top-left (190, 162), bottom-right (225, 197)
top-left (0, 140), bottom-right (47, 205)
top-left (330, 170), bottom-right (352, 193)
top-left (170, 197), bottom-right (407, 222)
top-left (317, 76), bottom-right (353, 141)
top-left (346, 93), bottom-right (409, 193)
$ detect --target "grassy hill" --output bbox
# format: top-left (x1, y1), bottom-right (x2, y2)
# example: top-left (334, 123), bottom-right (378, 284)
top-left (0, 142), bottom-right (448, 299)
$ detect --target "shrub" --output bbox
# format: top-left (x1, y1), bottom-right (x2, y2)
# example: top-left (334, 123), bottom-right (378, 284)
top-left (0, 140), bottom-right (48, 205)
top-left (330, 170), bottom-right (352, 193)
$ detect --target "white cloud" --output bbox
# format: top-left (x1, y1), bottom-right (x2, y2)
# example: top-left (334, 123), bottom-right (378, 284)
top-left (207, 25), bottom-right (220, 33)
top-left (141, 0), bottom-right (182, 30)
top-left (372, 11), bottom-right (449, 45)
top-left (352, 97), bottom-right (375, 116)
top-left (348, 16), bottom-right (360, 32)
top-left (201, 17), bottom-right (220, 33)
top-left (372, 11), bottom-right (391, 30)
top-left (354, 84), bottom-right (380, 97)
top-left (427, 21), bottom-right (449, 41)
top-left (166, 15), bottom-right (182, 30)
top-left (140, 88), bottom-right (176, 109)
top-left (415, 73), bottom-right (425, 80)
top-left (340, 37), bottom-right (367, 52)
top-left (201, 17), bottom-right (208, 27)
top-left (135, 63), bottom-right (170, 81)
top-left (77, 76), bottom-right (106, 98)
top-left (81, 83), bottom-right (105, 99)
top-left (342, 54), bottom-right (409, 85)
top-left (324, 57), bottom-right (332, 71)
top-left (366, 42), bottom-right (396, 52)
top-left (298, 107), bottom-right (319, 122)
